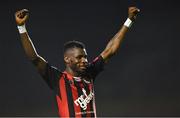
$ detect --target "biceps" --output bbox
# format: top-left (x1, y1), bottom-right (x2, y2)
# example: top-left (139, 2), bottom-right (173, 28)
top-left (101, 44), bottom-right (120, 63)
top-left (101, 48), bottom-right (113, 63)
top-left (32, 55), bottom-right (47, 75)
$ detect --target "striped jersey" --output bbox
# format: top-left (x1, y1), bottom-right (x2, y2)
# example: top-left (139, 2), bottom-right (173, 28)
top-left (41, 56), bottom-right (104, 117)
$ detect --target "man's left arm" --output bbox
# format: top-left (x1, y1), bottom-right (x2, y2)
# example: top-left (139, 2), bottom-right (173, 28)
top-left (101, 7), bottom-right (140, 63)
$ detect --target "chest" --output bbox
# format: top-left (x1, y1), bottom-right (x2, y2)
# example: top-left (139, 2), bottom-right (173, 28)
top-left (70, 80), bottom-right (94, 98)
top-left (66, 79), bottom-right (95, 110)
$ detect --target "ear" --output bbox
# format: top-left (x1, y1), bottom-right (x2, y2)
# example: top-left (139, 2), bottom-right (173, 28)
top-left (64, 56), bottom-right (70, 64)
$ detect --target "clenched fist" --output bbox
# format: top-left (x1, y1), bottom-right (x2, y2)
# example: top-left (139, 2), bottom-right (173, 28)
top-left (128, 7), bottom-right (140, 21)
top-left (15, 9), bottom-right (29, 26)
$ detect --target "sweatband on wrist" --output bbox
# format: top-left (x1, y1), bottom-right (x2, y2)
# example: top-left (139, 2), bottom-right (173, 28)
top-left (123, 18), bottom-right (133, 28)
top-left (17, 24), bottom-right (27, 34)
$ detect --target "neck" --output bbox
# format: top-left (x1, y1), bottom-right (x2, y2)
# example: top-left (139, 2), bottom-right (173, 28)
top-left (65, 67), bottom-right (79, 77)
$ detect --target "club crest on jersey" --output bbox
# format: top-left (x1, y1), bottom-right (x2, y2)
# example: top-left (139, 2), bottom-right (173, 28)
top-left (74, 88), bottom-right (94, 110)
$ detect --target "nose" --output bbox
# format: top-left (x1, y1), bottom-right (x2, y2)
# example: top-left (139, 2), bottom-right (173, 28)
top-left (82, 57), bottom-right (88, 63)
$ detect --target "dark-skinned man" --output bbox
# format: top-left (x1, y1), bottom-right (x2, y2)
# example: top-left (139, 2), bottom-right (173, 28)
top-left (15, 6), bottom-right (140, 117)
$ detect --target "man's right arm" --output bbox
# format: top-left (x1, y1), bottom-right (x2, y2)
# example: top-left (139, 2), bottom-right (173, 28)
top-left (15, 9), bottom-right (47, 75)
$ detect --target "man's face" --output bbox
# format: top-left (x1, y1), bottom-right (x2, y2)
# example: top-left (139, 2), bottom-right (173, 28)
top-left (65, 47), bottom-right (89, 74)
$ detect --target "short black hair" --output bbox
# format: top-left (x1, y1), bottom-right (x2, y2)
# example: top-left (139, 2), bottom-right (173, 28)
top-left (63, 40), bottom-right (85, 53)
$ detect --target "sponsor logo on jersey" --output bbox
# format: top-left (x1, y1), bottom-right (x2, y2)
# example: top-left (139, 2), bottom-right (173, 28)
top-left (74, 88), bottom-right (94, 110)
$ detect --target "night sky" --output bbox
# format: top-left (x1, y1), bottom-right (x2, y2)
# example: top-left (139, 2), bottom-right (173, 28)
top-left (0, 0), bottom-right (180, 116)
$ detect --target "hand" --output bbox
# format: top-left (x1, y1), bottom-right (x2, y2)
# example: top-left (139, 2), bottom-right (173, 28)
top-left (128, 7), bottom-right (140, 21)
top-left (15, 9), bottom-right (29, 26)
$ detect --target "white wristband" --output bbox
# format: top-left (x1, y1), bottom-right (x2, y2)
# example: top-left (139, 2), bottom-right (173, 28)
top-left (124, 18), bottom-right (133, 28)
top-left (17, 24), bottom-right (27, 34)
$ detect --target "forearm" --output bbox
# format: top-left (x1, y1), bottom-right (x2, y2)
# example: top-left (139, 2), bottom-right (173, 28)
top-left (19, 31), bottom-right (39, 61)
top-left (101, 23), bottom-right (130, 62)
top-left (106, 25), bottom-right (128, 55)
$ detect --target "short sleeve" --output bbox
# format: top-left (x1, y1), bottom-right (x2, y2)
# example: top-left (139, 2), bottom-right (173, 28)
top-left (41, 63), bottom-right (62, 90)
top-left (87, 55), bottom-right (105, 80)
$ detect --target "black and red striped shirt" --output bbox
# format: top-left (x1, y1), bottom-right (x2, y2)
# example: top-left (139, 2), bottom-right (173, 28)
top-left (42, 56), bottom-right (104, 117)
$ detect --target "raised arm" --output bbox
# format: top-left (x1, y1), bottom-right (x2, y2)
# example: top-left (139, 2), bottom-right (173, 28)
top-left (15, 9), bottom-right (47, 75)
top-left (101, 7), bottom-right (140, 63)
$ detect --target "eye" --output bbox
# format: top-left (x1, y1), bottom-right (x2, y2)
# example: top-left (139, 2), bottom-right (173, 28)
top-left (76, 55), bottom-right (87, 60)
top-left (76, 55), bottom-right (82, 59)
top-left (84, 55), bottom-right (87, 59)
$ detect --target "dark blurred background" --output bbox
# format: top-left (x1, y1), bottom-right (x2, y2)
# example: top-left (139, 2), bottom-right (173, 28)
top-left (0, 0), bottom-right (180, 117)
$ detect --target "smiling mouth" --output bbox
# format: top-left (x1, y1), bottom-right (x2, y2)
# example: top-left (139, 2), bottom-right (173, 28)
top-left (80, 65), bottom-right (88, 70)
top-left (80, 66), bottom-right (87, 69)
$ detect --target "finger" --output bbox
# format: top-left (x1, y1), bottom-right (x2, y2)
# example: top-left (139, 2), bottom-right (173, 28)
top-left (129, 7), bottom-right (137, 11)
top-left (20, 9), bottom-right (29, 18)
top-left (129, 7), bottom-right (140, 12)
top-left (16, 9), bottom-right (29, 18)
top-left (22, 9), bottom-right (29, 16)
top-left (15, 11), bottom-right (20, 17)
top-left (23, 14), bottom-right (29, 21)
top-left (132, 8), bottom-right (140, 15)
